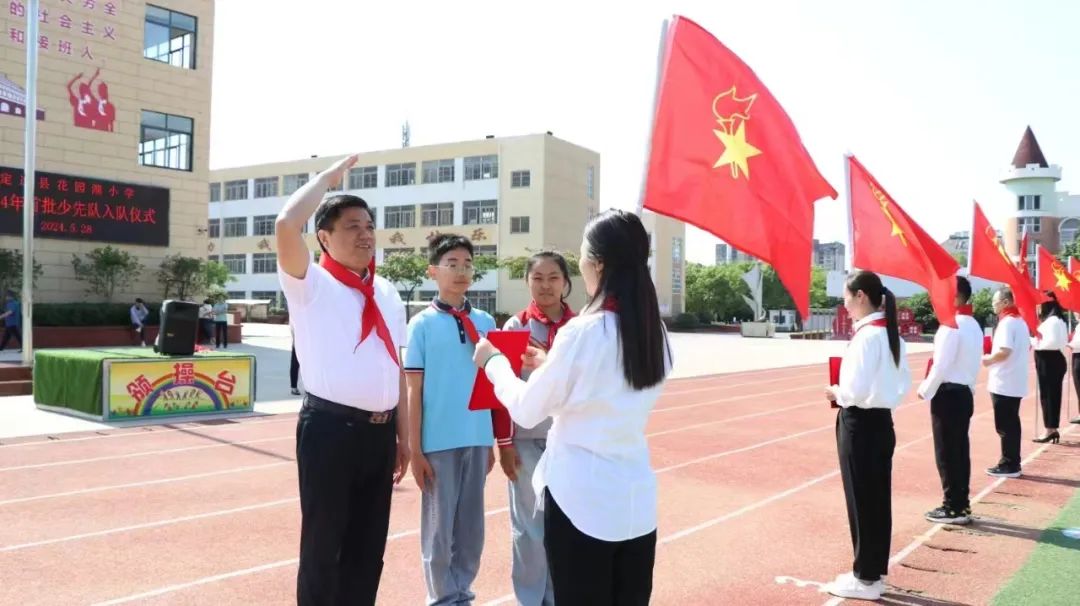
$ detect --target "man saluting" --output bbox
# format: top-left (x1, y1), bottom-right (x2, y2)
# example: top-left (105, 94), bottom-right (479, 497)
top-left (276, 155), bottom-right (409, 606)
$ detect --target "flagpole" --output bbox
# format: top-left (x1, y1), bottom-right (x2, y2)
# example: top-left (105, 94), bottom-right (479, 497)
top-left (635, 17), bottom-right (671, 217)
top-left (21, 0), bottom-right (40, 367)
top-left (843, 152), bottom-right (854, 273)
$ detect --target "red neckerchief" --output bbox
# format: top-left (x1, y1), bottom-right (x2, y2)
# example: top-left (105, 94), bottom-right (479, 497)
top-left (431, 298), bottom-right (480, 344)
top-left (999, 305), bottom-right (1020, 321)
top-left (853, 317), bottom-right (888, 336)
top-left (521, 301), bottom-right (576, 350)
top-left (319, 253), bottom-right (399, 366)
top-left (601, 297), bottom-right (618, 312)
top-left (957, 304), bottom-right (973, 316)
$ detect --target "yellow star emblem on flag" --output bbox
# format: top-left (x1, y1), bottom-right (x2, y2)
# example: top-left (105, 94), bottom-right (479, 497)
top-left (870, 184), bottom-right (907, 246)
top-left (712, 87), bottom-right (761, 179)
top-left (1053, 262), bottom-right (1072, 291)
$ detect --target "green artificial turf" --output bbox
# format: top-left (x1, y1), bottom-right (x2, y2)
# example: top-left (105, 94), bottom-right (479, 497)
top-left (991, 487), bottom-right (1080, 606)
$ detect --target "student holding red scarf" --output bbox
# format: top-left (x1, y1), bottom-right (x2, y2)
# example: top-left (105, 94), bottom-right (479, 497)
top-left (824, 271), bottom-right (910, 601)
top-left (982, 287), bottom-right (1029, 478)
top-left (275, 155), bottom-right (409, 606)
top-left (473, 210), bottom-right (672, 606)
top-left (497, 251), bottom-right (575, 606)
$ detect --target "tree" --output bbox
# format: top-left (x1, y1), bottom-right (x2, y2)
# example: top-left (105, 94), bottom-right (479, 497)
top-left (71, 246), bottom-right (143, 302)
top-left (379, 253), bottom-right (428, 317)
top-left (1057, 240), bottom-right (1080, 265)
top-left (899, 291), bottom-right (936, 331)
top-left (500, 251), bottom-right (583, 279)
top-left (951, 252), bottom-right (968, 267)
top-left (472, 252), bottom-right (500, 282)
top-left (158, 256), bottom-right (234, 300)
top-left (0, 249), bottom-right (43, 296)
top-left (971, 287), bottom-right (993, 328)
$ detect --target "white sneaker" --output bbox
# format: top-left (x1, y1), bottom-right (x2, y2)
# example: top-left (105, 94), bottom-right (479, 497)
top-left (826, 572), bottom-right (884, 601)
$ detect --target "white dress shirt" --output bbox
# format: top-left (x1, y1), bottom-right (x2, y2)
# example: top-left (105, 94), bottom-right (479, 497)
top-left (279, 257), bottom-right (406, 411)
top-left (1032, 316), bottom-right (1067, 351)
top-left (1069, 323), bottom-right (1080, 351)
top-left (918, 313), bottom-right (983, 400)
top-left (484, 311), bottom-right (672, 542)
top-left (988, 315), bottom-right (1029, 399)
top-left (833, 312), bottom-right (911, 410)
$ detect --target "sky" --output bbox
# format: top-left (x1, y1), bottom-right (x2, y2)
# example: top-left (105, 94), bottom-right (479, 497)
top-left (208, 0), bottom-right (1080, 265)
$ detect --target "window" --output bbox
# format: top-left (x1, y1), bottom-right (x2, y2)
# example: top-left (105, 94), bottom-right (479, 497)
top-left (386, 163), bottom-right (417, 187)
top-left (251, 290), bottom-right (279, 305)
top-left (586, 165), bottom-right (595, 199)
top-left (209, 183), bottom-right (220, 202)
top-left (144, 5), bottom-right (197, 69)
top-left (223, 217), bottom-right (247, 238)
top-left (208, 255), bottom-right (219, 263)
top-left (511, 170), bottom-right (531, 188)
top-left (421, 202), bottom-right (454, 227)
top-left (283, 173), bottom-right (309, 195)
top-left (510, 216), bottom-right (530, 234)
top-left (464, 155), bottom-right (499, 180)
top-left (253, 215), bottom-right (276, 236)
top-left (223, 179), bottom-right (248, 201)
top-left (419, 290), bottom-right (438, 302)
top-left (252, 253), bottom-right (277, 274)
top-left (253, 177), bottom-right (279, 198)
top-left (474, 245), bottom-right (497, 258)
top-left (463, 200), bottom-right (498, 225)
top-left (139, 110), bottom-right (193, 171)
top-left (1018, 194), bottom-right (1042, 211)
top-left (422, 159), bottom-right (455, 184)
top-left (222, 254), bottom-right (246, 274)
top-left (385, 205), bottom-right (416, 229)
top-left (348, 166), bottom-right (378, 189)
top-left (226, 290), bottom-right (246, 300)
top-left (383, 248), bottom-right (414, 259)
top-left (207, 219), bottom-right (219, 238)
top-left (1061, 218), bottom-right (1080, 247)
top-left (470, 291), bottom-right (497, 314)
top-left (1017, 217), bottom-right (1041, 235)
top-left (327, 179), bottom-right (342, 192)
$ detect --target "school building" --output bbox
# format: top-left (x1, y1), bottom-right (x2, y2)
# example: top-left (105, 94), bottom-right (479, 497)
top-left (208, 133), bottom-right (688, 318)
top-left (0, 0), bottom-right (213, 302)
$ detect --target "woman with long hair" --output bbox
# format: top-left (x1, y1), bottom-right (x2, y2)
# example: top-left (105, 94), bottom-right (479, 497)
top-left (824, 271), bottom-right (910, 601)
top-left (473, 210), bottom-right (672, 605)
top-left (1032, 292), bottom-right (1067, 443)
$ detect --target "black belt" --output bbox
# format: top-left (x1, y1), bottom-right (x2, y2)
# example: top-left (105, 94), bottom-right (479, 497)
top-left (303, 393), bottom-right (396, 425)
top-left (940, 382), bottom-right (972, 390)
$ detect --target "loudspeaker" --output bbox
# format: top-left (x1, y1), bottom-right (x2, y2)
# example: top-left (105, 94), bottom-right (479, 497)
top-left (155, 300), bottom-right (200, 356)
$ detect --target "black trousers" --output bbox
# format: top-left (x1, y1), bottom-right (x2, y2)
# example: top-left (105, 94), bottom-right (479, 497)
top-left (930, 384), bottom-right (973, 511)
top-left (836, 406), bottom-right (895, 582)
top-left (290, 345), bottom-right (300, 389)
top-left (214, 321), bottom-right (228, 348)
top-left (991, 393), bottom-right (1022, 468)
top-left (0, 325), bottom-right (21, 349)
top-left (1035, 350), bottom-right (1066, 429)
top-left (296, 397), bottom-right (396, 606)
top-left (544, 489), bottom-right (656, 606)
top-left (1072, 354), bottom-right (1080, 419)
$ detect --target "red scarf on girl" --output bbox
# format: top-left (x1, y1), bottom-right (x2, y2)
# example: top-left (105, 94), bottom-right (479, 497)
top-left (957, 304), bottom-right (973, 316)
top-left (319, 253), bottom-right (399, 365)
top-left (519, 301), bottom-right (576, 350)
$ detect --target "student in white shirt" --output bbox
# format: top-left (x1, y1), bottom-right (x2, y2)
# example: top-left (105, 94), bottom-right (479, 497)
top-left (917, 276), bottom-right (983, 526)
top-left (824, 271), bottom-right (910, 601)
top-left (473, 209), bottom-right (672, 606)
top-left (982, 287), bottom-right (1029, 478)
top-left (1067, 312), bottom-right (1080, 425)
top-left (276, 155), bottom-right (409, 606)
top-left (1032, 292), bottom-right (1067, 444)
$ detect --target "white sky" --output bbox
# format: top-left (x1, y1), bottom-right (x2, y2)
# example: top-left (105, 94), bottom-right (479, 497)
top-left (209, 0), bottom-right (1080, 265)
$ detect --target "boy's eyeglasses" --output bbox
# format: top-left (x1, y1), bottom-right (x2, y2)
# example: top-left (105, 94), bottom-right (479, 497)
top-left (433, 264), bottom-right (475, 276)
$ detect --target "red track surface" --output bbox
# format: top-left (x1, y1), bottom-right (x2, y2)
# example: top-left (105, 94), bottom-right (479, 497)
top-left (1, 353), bottom-right (1078, 606)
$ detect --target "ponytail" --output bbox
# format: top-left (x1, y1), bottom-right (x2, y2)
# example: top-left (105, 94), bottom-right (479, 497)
top-left (883, 287), bottom-right (900, 367)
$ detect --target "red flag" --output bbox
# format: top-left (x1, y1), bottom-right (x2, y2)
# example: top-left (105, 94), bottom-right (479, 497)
top-left (1069, 257), bottom-right (1080, 283)
top-left (969, 202), bottom-right (1045, 334)
top-left (1037, 245), bottom-right (1080, 311)
top-left (641, 16), bottom-right (837, 319)
top-left (1018, 232), bottom-right (1031, 280)
top-left (847, 156), bottom-right (959, 327)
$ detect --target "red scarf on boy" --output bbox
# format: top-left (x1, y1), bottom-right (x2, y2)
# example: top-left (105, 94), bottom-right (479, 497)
top-left (319, 253), bottom-right (399, 365)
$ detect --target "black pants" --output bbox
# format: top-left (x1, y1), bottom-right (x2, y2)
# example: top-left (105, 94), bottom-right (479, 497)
top-left (132, 324), bottom-right (145, 345)
top-left (991, 393), bottom-right (1022, 468)
top-left (200, 319), bottom-right (214, 344)
top-left (930, 384), bottom-right (974, 511)
top-left (0, 325), bottom-right (21, 350)
top-left (544, 489), bottom-right (655, 606)
top-left (214, 321), bottom-right (228, 348)
top-left (1035, 350), bottom-right (1066, 429)
top-left (836, 406), bottom-right (895, 582)
top-left (296, 397), bottom-right (396, 606)
top-left (290, 345), bottom-right (300, 389)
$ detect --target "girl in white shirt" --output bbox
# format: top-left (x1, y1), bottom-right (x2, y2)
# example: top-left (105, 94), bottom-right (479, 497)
top-left (1068, 312), bottom-right (1080, 426)
top-left (473, 209), bottom-right (672, 606)
top-left (1032, 292), bottom-right (1067, 443)
top-left (824, 271), bottom-right (910, 601)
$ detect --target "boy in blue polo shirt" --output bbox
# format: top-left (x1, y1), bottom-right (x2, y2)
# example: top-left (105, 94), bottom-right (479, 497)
top-left (405, 233), bottom-right (497, 606)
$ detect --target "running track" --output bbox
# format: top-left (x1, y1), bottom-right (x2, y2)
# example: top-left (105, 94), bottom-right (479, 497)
top-left (1, 352), bottom-right (1078, 605)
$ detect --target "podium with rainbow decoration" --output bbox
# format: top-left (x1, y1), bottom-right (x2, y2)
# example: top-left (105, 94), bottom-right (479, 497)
top-left (33, 348), bottom-right (256, 421)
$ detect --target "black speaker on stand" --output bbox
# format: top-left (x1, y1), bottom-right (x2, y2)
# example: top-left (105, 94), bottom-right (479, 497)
top-left (154, 300), bottom-right (200, 356)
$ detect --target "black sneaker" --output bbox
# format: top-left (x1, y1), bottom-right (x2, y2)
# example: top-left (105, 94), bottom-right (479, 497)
top-left (986, 464), bottom-right (1022, 478)
top-left (925, 506), bottom-right (971, 525)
